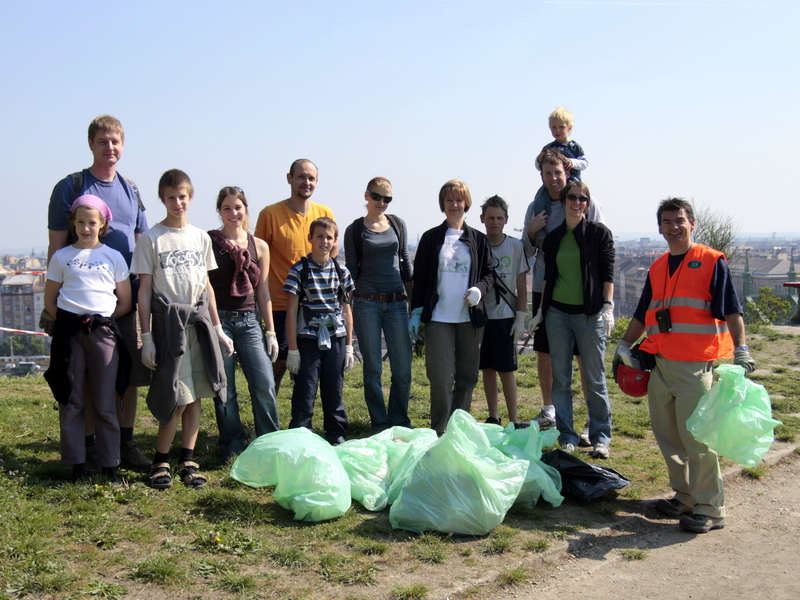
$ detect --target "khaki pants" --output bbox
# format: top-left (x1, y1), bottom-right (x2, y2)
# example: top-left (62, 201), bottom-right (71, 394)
top-left (648, 356), bottom-right (725, 517)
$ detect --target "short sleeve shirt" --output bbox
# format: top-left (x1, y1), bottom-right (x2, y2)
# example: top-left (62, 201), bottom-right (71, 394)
top-left (131, 223), bottom-right (216, 305)
top-left (485, 235), bottom-right (528, 320)
top-left (48, 244), bottom-right (129, 317)
top-left (254, 200), bottom-right (334, 311)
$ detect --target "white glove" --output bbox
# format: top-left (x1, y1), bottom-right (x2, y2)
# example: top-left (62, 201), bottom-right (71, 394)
top-left (464, 287), bottom-right (482, 307)
top-left (287, 349), bottom-right (301, 375)
top-left (344, 345), bottom-right (355, 372)
top-left (214, 324), bottom-right (234, 356)
top-left (511, 310), bottom-right (527, 345)
top-left (265, 330), bottom-right (279, 363)
top-left (527, 311), bottom-right (543, 336)
top-left (601, 302), bottom-right (615, 338)
top-left (140, 331), bottom-right (157, 370)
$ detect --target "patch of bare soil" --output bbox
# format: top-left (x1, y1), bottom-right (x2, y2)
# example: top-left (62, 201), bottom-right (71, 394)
top-left (486, 453), bottom-right (800, 600)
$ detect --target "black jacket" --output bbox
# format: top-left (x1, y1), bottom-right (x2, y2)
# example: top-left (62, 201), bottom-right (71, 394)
top-left (45, 310), bottom-right (132, 405)
top-left (410, 220), bottom-right (494, 328)
top-left (542, 217), bottom-right (615, 316)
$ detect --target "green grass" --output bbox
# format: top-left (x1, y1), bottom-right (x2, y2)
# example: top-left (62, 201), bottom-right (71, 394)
top-left (619, 548), bottom-right (648, 561)
top-left (0, 327), bottom-right (796, 599)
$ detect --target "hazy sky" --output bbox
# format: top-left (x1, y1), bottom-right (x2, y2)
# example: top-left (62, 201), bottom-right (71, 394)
top-left (2, 0), bottom-right (797, 253)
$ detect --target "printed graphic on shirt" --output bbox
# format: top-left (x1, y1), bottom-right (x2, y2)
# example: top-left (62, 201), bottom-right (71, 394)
top-left (65, 258), bottom-right (112, 272)
top-left (158, 249), bottom-right (206, 270)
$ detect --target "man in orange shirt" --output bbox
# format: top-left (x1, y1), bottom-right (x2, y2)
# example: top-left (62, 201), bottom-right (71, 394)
top-left (254, 159), bottom-right (336, 392)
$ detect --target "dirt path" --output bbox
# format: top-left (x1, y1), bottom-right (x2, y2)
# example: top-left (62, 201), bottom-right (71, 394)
top-left (498, 452), bottom-right (800, 600)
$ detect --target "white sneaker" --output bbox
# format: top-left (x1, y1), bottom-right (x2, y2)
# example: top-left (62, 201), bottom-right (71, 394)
top-left (562, 443), bottom-right (576, 453)
top-left (579, 421), bottom-right (592, 447)
top-left (590, 442), bottom-right (610, 458)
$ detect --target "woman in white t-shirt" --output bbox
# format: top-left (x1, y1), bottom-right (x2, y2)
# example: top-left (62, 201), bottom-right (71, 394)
top-left (44, 195), bottom-right (132, 485)
top-left (408, 180), bottom-right (494, 435)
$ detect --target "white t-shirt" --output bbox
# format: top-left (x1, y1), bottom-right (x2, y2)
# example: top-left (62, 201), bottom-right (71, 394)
top-left (48, 244), bottom-right (129, 317)
top-left (131, 223), bottom-right (216, 305)
top-left (485, 235), bottom-right (529, 320)
top-left (432, 228), bottom-right (471, 323)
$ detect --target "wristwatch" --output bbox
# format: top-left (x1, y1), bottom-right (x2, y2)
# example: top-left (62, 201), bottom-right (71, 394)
top-left (734, 345), bottom-right (749, 353)
top-left (603, 301), bottom-right (614, 306)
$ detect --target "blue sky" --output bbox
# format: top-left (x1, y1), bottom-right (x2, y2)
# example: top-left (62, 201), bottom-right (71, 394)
top-left (1, 0), bottom-right (797, 253)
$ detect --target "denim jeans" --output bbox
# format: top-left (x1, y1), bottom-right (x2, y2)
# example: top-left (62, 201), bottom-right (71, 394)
top-left (545, 306), bottom-right (611, 447)
top-left (215, 310), bottom-right (280, 459)
top-left (352, 297), bottom-right (413, 432)
top-left (289, 336), bottom-right (349, 443)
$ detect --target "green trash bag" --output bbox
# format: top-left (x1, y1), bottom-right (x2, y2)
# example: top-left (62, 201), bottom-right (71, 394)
top-left (687, 364), bottom-right (782, 467)
top-left (229, 428), bottom-right (351, 521)
top-left (372, 426), bottom-right (439, 506)
top-left (389, 410), bottom-right (528, 535)
top-left (495, 423), bottom-right (563, 508)
top-left (335, 437), bottom-right (390, 511)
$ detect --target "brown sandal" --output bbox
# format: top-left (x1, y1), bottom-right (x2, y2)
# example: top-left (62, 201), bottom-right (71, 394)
top-left (177, 460), bottom-right (207, 489)
top-left (149, 462), bottom-right (172, 489)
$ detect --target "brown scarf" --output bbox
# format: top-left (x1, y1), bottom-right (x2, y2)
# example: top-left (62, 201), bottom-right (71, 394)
top-left (208, 230), bottom-right (260, 297)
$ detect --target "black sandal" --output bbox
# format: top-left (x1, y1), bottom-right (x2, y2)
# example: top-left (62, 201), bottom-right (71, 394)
top-left (149, 462), bottom-right (172, 489)
top-left (177, 460), bottom-right (207, 489)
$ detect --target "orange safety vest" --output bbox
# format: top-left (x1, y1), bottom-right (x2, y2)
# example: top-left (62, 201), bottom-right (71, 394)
top-left (639, 244), bottom-right (734, 362)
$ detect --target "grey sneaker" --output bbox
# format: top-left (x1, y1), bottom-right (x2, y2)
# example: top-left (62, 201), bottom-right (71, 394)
top-left (533, 409), bottom-right (556, 431)
top-left (589, 442), bottom-right (610, 459)
top-left (654, 498), bottom-right (694, 518)
top-left (561, 443), bottom-right (576, 453)
top-left (120, 440), bottom-right (151, 472)
top-left (679, 513), bottom-right (726, 533)
top-left (579, 421), bottom-right (592, 447)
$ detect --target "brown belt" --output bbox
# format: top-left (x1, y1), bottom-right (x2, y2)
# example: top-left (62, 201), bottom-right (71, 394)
top-left (354, 293), bottom-right (407, 302)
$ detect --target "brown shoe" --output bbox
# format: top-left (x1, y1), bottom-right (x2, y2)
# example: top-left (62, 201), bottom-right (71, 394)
top-left (121, 440), bottom-right (151, 472)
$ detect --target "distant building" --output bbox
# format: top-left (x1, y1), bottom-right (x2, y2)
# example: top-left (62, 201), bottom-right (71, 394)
top-left (1, 273), bottom-right (46, 341)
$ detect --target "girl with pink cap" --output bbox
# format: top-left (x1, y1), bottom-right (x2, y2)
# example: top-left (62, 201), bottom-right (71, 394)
top-left (44, 195), bottom-right (133, 485)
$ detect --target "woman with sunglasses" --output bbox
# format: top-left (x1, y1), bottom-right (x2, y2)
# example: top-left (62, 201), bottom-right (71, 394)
top-left (343, 177), bottom-right (413, 433)
top-left (208, 186), bottom-right (280, 459)
top-left (529, 180), bottom-right (615, 457)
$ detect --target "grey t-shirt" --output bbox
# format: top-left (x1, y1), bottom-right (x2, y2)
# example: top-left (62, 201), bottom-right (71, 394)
top-left (353, 227), bottom-right (405, 295)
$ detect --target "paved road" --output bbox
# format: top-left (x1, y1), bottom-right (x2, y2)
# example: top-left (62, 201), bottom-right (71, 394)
top-left (504, 450), bottom-right (800, 600)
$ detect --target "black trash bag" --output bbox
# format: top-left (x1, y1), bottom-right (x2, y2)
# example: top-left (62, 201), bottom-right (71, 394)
top-left (541, 449), bottom-right (630, 501)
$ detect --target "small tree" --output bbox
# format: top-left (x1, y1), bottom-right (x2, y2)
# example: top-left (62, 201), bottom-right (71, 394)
top-left (745, 286), bottom-right (792, 328)
top-left (691, 199), bottom-right (741, 266)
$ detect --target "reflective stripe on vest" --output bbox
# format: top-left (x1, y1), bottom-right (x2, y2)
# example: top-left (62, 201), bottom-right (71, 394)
top-left (639, 245), bottom-right (734, 361)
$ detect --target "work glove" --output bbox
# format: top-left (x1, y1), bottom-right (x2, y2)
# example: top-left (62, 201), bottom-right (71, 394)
top-left (601, 302), bottom-right (615, 338)
top-left (214, 324), bottom-right (234, 356)
top-left (39, 308), bottom-right (56, 336)
top-left (265, 330), bottom-right (279, 363)
top-left (612, 340), bottom-right (632, 383)
top-left (464, 287), bottom-right (482, 307)
top-left (408, 306), bottom-right (423, 341)
top-left (287, 349), bottom-right (301, 375)
top-left (511, 310), bottom-right (527, 345)
top-left (140, 331), bottom-right (157, 370)
top-left (734, 349), bottom-right (756, 375)
top-left (527, 311), bottom-right (543, 336)
top-left (344, 345), bottom-right (355, 372)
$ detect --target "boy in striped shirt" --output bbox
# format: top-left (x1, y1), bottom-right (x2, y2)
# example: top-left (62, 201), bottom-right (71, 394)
top-left (284, 217), bottom-right (355, 445)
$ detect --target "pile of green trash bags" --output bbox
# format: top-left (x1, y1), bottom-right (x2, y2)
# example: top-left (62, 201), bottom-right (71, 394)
top-left (687, 364), bottom-right (782, 467)
top-left (230, 410), bottom-right (562, 533)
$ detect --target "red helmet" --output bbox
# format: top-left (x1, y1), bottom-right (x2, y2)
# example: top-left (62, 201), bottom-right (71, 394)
top-left (617, 364), bottom-right (650, 398)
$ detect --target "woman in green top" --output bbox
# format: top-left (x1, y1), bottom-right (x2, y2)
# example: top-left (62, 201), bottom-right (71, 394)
top-left (532, 181), bottom-right (615, 458)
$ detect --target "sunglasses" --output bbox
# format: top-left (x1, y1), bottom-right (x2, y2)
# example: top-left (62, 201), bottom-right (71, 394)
top-left (367, 190), bottom-right (392, 203)
top-left (566, 194), bottom-right (589, 203)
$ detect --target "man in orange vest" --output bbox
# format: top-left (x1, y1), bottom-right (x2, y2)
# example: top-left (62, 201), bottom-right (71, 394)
top-left (616, 198), bottom-right (755, 533)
